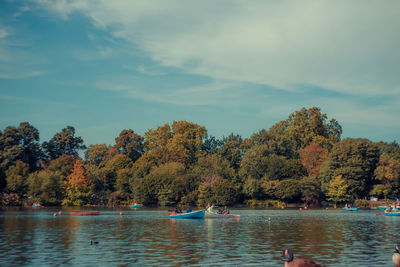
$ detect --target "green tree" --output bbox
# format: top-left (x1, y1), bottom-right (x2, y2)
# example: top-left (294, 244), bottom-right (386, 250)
top-left (218, 133), bottom-right (243, 170)
top-left (28, 154), bottom-right (75, 205)
top-left (86, 144), bottom-right (108, 166)
top-left (0, 122), bottom-right (42, 190)
top-left (373, 152), bottom-right (400, 198)
top-left (275, 179), bottom-right (301, 202)
top-left (299, 176), bottom-right (322, 205)
top-left (322, 138), bottom-right (379, 199)
top-left (202, 135), bottom-right (223, 154)
top-left (27, 170), bottom-right (64, 205)
top-left (42, 126), bottom-right (86, 160)
top-left (249, 107), bottom-right (341, 159)
top-left (197, 176), bottom-right (237, 206)
top-left (6, 160), bottom-right (30, 196)
top-left (261, 180), bottom-right (280, 199)
top-left (115, 129), bottom-right (144, 162)
top-left (243, 178), bottom-right (263, 199)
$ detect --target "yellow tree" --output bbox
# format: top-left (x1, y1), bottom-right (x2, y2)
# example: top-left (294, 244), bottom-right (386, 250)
top-left (326, 175), bottom-right (349, 204)
top-left (63, 160), bottom-right (93, 206)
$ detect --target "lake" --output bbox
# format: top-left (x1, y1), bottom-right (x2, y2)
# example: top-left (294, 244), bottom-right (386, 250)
top-left (0, 208), bottom-right (399, 266)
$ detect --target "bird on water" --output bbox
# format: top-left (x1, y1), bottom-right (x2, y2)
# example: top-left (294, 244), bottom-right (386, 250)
top-left (90, 240), bottom-right (99, 245)
top-left (282, 249), bottom-right (325, 267)
top-left (393, 244), bottom-right (400, 267)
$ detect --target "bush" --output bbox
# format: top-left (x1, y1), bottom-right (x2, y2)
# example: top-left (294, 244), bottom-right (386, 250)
top-left (354, 199), bottom-right (370, 209)
top-left (246, 199), bottom-right (286, 208)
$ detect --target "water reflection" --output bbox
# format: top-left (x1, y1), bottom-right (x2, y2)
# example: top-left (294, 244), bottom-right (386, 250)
top-left (1, 208), bottom-right (400, 266)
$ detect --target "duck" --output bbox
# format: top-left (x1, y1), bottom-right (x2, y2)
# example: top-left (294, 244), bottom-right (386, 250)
top-left (393, 245), bottom-right (400, 267)
top-left (282, 249), bottom-right (325, 267)
top-left (90, 240), bottom-right (99, 245)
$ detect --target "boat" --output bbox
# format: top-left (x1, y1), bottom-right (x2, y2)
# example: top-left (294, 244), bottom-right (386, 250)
top-left (69, 211), bottom-right (100, 216)
top-left (385, 211), bottom-right (400, 216)
top-left (32, 203), bottom-right (41, 208)
top-left (342, 207), bottom-right (358, 211)
top-left (130, 203), bottom-right (141, 209)
top-left (169, 210), bottom-right (205, 219)
top-left (205, 211), bottom-right (240, 218)
top-left (378, 205), bottom-right (388, 210)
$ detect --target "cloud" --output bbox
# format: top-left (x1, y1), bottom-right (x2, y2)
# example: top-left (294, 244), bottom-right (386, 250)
top-left (32, 0), bottom-right (400, 97)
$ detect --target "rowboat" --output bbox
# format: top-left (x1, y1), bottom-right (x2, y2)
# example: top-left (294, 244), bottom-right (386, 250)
top-left (130, 203), bottom-right (141, 209)
top-left (205, 211), bottom-right (240, 218)
top-left (32, 203), bottom-right (41, 208)
top-left (169, 210), bottom-right (205, 219)
top-left (378, 205), bottom-right (388, 210)
top-left (342, 207), bottom-right (358, 211)
top-left (385, 211), bottom-right (400, 216)
top-left (69, 211), bottom-right (100, 216)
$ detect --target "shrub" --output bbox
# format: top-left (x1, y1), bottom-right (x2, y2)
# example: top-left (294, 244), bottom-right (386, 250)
top-left (354, 199), bottom-right (370, 209)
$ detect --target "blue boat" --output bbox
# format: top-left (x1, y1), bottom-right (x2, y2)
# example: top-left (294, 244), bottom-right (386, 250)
top-left (169, 210), bottom-right (205, 219)
top-left (130, 203), bottom-right (141, 209)
top-left (342, 207), bottom-right (358, 211)
top-left (385, 211), bottom-right (400, 216)
top-left (378, 205), bottom-right (388, 210)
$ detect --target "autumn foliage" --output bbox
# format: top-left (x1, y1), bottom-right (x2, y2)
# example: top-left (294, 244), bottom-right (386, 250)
top-left (299, 142), bottom-right (328, 177)
top-left (63, 160), bottom-right (93, 206)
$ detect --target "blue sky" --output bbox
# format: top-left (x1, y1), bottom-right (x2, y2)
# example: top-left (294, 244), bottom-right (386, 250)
top-left (0, 0), bottom-right (399, 147)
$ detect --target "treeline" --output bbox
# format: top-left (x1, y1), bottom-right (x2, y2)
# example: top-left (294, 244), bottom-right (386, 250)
top-left (1, 107), bottom-right (399, 207)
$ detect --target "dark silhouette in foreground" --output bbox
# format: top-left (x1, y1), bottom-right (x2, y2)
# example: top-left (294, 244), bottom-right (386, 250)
top-left (282, 249), bottom-right (325, 267)
top-left (393, 244), bottom-right (400, 267)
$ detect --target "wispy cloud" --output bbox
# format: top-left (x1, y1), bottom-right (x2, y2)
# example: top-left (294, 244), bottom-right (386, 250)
top-left (32, 0), bottom-right (400, 97)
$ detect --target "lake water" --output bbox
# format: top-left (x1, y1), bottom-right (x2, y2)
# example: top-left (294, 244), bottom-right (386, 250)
top-left (0, 208), bottom-right (399, 266)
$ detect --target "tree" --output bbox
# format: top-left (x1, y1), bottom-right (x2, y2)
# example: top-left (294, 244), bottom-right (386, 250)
top-left (143, 121), bottom-right (207, 167)
top-left (86, 144), bottom-right (108, 166)
top-left (28, 154), bottom-right (76, 205)
top-left (0, 122), bottom-right (42, 190)
top-left (63, 160), bottom-right (93, 206)
top-left (218, 133), bottom-right (243, 170)
top-left (27, 170), bottom-right (64, 205)
top-left (373, 153), bottom-right (400, 198)
top-left (299, 177), bottom-right (322, 205)
top-left (261, 180), bottom-right (280, 199)
top-left (275, 179), bottom-right (301, 202)
top-left (326, 175), bottom-right (350, 204)
top-left (197, 176), bottom-right (237, 206)
top-left (42, 126), bottom-right (86, 160)
top-left (115, 129), bottom-right (144, 162)
top-left (191, 153), bottom-right (236, 183)
top-left (6, 160), bottom-right (30, 196)
top-left (299, 142), bottom-right (328, 177)
top-left (322, 138), bottom-right (379, 198)
top-left (251, 107), bottom-right (342, 159)
top-left (243, 178), bottom-right (263, 199)
top-left (202, 135), bottom-right (223, 154)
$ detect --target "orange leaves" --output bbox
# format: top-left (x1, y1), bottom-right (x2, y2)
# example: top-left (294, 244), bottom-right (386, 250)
top-left (299, 142), bottom-right (328, 178)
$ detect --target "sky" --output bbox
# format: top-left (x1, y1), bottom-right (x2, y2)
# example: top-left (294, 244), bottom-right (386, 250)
top-left (0, 0), bottom-right (399, 147)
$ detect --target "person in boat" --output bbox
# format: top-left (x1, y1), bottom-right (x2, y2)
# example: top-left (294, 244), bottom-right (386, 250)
top-left (186, 207), bottom-right (192, 213)
top-left (223, 206), bottom-right (230, 214)
top-left (217, 208), bottom-right (223, 214)
top-left (207, 203), bottom-right (215, 212)
top-left (386, 205), bottom-right (393, 212)
top-left (171, 207), bottom-right (178, 215)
